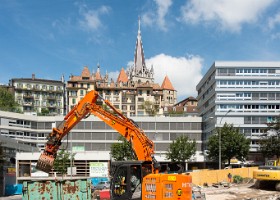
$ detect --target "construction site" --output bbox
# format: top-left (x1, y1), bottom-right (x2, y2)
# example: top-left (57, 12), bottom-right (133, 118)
top-left (19, 89), bottom-right (280, 200)
top-left (2, 1), bottom-right (280, 199)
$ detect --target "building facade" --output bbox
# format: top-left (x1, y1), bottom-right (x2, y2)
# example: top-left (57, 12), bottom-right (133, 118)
top-left (9, 74), bottom-right (66, 115)
top-left (0, 110), bottom-right (202, 182)
top-left (0, 123), bottom-right (39, 196)
top-left (196, 61), bottom-right (280, 161)
top-left (66, 19), bottom-right (177, 116)
top-left (163, 96), bottom-right (198, 116)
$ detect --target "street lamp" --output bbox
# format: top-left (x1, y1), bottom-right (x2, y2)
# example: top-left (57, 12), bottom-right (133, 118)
top-left (219, 109), bottom-right (232, 170)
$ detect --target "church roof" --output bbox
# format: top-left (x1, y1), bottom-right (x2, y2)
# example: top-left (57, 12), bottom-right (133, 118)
top-left (134, 17), bottom-right (146, 72)
top-left (161, 75), bottom-right (175, 90)
top-left (95, 64), bottom-right (102, 80)
top-left (117, 68), bottom-right (128, 83)
top-left (81, 66), bottom-right (90, 77)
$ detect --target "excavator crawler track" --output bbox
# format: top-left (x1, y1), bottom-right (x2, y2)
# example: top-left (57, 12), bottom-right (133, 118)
top-left (36, 154), bottom-right (54, 173)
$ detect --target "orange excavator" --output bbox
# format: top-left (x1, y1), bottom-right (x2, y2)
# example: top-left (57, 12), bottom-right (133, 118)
top-left (36, 90), bottom-right (192, 200)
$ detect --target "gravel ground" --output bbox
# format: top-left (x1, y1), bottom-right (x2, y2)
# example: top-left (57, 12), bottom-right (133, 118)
top-left (197, 183), bottom-right (280, 200)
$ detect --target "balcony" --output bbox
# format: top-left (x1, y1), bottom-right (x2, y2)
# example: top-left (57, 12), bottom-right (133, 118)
top-left (23, 95), bottom-right (34, 99)
top-left (32, 86), bottom-right (40, 91)
top-left (47, 103), bottom-right (56, 108)
top-left (22, 102), bottom-right (33, 107)
top-left (47, 96), bottom-right (56, 100)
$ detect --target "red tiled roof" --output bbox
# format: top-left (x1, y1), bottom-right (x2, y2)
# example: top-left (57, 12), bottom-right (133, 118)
top-left (81, 66), bottom-right (90, 77)
top-left (161, 75), bottom-right (175, 90)
top-left (95, 71), bottom-right (102, 80)
top-left (117, 68), bottom-right (128, 83)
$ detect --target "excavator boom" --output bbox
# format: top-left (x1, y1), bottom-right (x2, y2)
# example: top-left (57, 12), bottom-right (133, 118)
top-left (36, 90), bottom-right (156, 172)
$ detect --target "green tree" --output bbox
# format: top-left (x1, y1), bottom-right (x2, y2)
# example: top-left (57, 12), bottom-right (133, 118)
top-left (0, 143), bottom-right (6, 171)
top-left (207, 123), bottom-right (250, 166)
top-left (39, 108), bottom-right (50, 116)
top-left (0, 87), bottom-right (19, 112)
top-left (111, 136), bottom-right (137, 161)
top-left (166, 135), bottom-right (196, 170)
top-left (142, 100), bottom-right (159, 116)
top-left (53, 149), bottom-right (75, 176)
top-left (259, 115), bottom-right (280, 159)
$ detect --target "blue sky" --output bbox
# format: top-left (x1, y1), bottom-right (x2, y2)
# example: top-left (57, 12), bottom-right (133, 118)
top-left (1, 0), bottom-right (280, 100)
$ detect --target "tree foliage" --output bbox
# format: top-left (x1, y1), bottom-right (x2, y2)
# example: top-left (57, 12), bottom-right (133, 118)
top-left (38, 108), bottom-right (50, 116)
top-left (142, 100), bottom-right (159, 116)
top-left (0, 143), bottom-right (5, 172)
top-left (166, 135), bottom-right (196, 167)
top-left (53, 149), bottom-right (75, 176)
top-left (259, 115), bottom-right (280, 159)
top-left (207, 123), bottom-right (250, 166)
top-left (0, 87), bottom-right (19, 112)
top-left (0, 142), bottom-right (5, 163)
top-left (111, 136), bottom-right (137, 161)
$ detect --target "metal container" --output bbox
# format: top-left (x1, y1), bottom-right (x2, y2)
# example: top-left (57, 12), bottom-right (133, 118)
top-left (22, 178), bottom-right (91, 200)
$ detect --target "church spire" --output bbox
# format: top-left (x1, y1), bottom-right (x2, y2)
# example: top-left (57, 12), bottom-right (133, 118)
top-left (134, 16), bottom-right (146, 74)
top-left (128, 17), bottom-right (154, 84)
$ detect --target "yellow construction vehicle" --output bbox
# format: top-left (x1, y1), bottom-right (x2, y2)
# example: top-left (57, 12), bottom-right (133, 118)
top-left (253, 158), bottom-right (280, 191)
top-left (36, 90), bottom-right (192, 200)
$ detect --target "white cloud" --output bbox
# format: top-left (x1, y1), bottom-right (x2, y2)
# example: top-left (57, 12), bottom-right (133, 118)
top-left (142, 0), bottom-right (172, 31)
top-left (108, 71), bottom-right (120, 82)
top-left (146, 54), bottom-right (203, 99)
top-left (79, 5), bottom-right (110, 31)
top-left (268, 12), bottom-right (280, 30)
top-left (180, 0), bottom-right (275, 32)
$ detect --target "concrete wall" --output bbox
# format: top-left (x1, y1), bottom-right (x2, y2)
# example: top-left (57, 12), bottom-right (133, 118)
top-left (189, 167), bottom-right (258, 185)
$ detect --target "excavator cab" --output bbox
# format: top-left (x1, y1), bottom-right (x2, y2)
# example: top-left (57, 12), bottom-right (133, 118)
top-left (110, 161), bottom-right (152, 200)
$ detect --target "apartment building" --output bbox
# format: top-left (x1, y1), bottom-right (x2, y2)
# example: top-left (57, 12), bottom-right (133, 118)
top-left (9, 74), bottom-right (66, 115)
top-left (196, 61), bottom-right (280, 161)
top-left (163, 96), bottom-right (198, 116)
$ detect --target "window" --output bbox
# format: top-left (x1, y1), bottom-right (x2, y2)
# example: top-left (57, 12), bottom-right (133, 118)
top-left (268, 69), bottom-right (275, 73)
top-left (72, 98), bottom-right (76, 104)
top-left (236, 69), bottom-right (243, 73)
top-left (236, 93), bottom-right (243, 97)
top-left (236, 81), bottom-right (243, 85)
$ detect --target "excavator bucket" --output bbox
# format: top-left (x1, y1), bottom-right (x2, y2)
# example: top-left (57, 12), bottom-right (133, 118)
top-left (36, 153), bottom-right (54, 173)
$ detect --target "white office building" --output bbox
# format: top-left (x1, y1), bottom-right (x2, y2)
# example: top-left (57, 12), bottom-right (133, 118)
top-left (0, 110), bottom-right (202, 183)
top-left (196, 61), bottom-right (280, 162)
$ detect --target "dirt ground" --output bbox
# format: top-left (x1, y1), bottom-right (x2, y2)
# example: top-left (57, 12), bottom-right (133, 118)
top-left (196, 183), bottom-right (280, 200)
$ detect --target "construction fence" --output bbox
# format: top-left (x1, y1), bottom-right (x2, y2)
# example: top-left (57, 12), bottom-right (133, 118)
top-left (189, 167), bottom-right (258, 186)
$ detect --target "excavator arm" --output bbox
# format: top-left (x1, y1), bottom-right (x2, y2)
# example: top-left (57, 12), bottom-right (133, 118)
top-left (36, 90), bottom-right (157, 173)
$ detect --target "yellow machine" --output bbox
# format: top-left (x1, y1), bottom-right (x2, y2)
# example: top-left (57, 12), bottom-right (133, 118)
top-left (253, 158), bottom-right (280, 191)
top-left (36, 90), bottom-right (192, 200)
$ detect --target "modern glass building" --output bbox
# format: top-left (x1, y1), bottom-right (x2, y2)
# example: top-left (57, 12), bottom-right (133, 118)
top-left (197, 61), bottom-right (280, 162)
